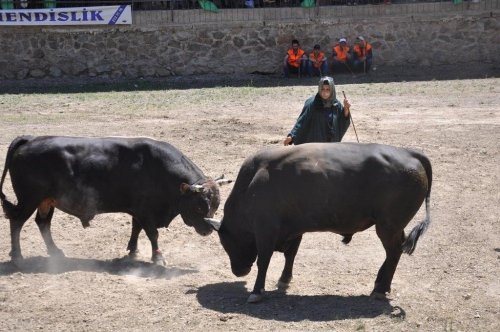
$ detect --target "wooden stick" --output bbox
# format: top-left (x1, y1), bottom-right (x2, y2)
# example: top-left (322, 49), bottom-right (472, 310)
top-left (342, 91), bottom-right (359, 143)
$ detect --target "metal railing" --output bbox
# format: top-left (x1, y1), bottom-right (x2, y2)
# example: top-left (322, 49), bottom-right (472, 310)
top-left (1, 0), bottom-right (496, 10)
top-left (1, 0), bottom-right (497, 25)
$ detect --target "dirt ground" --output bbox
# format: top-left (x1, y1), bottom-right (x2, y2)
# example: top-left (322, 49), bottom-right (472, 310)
top-left (0, 73), bottom-right (499, 331)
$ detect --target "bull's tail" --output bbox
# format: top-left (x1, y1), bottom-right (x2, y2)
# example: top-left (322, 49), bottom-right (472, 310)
top-left (401, 151), bottom-right (433, 255)
top-left (0, 136), bottom-right (33, 220)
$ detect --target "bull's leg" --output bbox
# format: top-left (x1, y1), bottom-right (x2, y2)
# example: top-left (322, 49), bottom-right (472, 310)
top-left (143, 226), bottom-right (165, 266)
top-left (35, 206), bottom-right (64, 258)
top-left (9, 219), bottom-right (27, 262)
top-left (277, 235), bottom-right (303, 289)
top-left (248, 250), bottom-right (274, 303)
top-left (126, 217), bottom-right (142, 259)
top-left (248, 228), bottom-right (278, 303)
top-left (8, 203), bottom-right (37, 262)
top-left (372, 227), bottom-right (405, 299)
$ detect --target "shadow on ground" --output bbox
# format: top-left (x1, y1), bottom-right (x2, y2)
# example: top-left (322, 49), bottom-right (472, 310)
top-left (196, 281), bottom-right (404, 322)
top-left (1, 64), bottom-right (498, 95)
top-left (0, 255), bottom-right (196, 279)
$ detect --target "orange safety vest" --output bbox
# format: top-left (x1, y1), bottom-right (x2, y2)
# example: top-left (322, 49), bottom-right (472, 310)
top-left (353, 43), bottom-right (372, 58)
top-left (309, 51), bottom-right (326, 69)
top-left (333, 44), bottom-right (350, 62)
top-left (287, 48), bottom-right (305, 68)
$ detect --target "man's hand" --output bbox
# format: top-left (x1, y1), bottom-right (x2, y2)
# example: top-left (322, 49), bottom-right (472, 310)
top-left (343, 98), bottom-right (351, 118)
top-left (284, 136), bottom-right (293, 146)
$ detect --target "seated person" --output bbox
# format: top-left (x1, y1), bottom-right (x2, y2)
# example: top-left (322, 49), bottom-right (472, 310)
top-left (307, 44), bottom-right (328, 77)
top-left (331, 38), bottom-right (353, 74)
top-left (352, 36), bottom-right (373, 72)
top-left (283, 39), bottom-right (307, 78)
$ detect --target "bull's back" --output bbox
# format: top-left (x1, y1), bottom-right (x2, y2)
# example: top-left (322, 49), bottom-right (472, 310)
top-left (8, 136), bottom-right (183, 208)
top-left (11, 136), bottom-right (151, 179)
top-left (285, 143), bottom-right (428, 209)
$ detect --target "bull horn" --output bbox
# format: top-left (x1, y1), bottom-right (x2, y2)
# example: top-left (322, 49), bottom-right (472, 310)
top-left (215, 178), bottom-right (232, 186)
top-left (214, 174), bottom-right (225, 181)
top-left (214, 174), bottom-right (232, 186)
top-left (204, 217), bottom-right (221, 231)
top-left (190, 184), bottom-right (204, 192)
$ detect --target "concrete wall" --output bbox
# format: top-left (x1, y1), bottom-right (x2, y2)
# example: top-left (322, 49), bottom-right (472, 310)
top-left (0, 1), bottom-right (498, 79)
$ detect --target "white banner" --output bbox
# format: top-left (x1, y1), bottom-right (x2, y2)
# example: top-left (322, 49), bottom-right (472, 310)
top-left (0, 5), bottom-right (132, 26)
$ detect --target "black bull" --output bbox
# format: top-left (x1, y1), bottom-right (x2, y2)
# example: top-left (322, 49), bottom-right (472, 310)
top-left (207, 143), bottom-right (432, 303)
top-left (0, 135), bottom-right (230, 264)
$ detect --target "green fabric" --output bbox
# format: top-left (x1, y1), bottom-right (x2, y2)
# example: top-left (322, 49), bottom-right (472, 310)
top-left (452, 0), bottom-right (462, 4)
top-left (44, 0), bottom-right (56, 8)
top-left (198, 0), bottom-right (219, 13)
top-left (1, 0), bottom-right (14, 9)
top-left (301, 0), bottom-right (315, 8)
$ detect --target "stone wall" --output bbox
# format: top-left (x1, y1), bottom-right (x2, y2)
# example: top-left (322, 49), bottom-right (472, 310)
top-left (0, 1), bottom-right (498, 79)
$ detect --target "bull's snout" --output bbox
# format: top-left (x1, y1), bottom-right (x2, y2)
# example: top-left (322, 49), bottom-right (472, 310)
top-left (182, 214), bottom-right (214, 236)
top-left (232, 266), bottom-right (251, 277)
top-left (194, 224), bottom-right (214, 236)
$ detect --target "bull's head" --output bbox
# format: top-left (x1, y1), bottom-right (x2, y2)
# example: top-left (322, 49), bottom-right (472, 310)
top-left (205, 216), bottom-right (257, 277)
top-left (179, 175), bottom-right (231, 236)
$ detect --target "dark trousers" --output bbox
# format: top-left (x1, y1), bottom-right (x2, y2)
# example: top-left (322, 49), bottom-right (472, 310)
top-left (352, 57), bottom-right (373, 72)
top-left (331, 59), bottom-right (355, 75)
top-left (307, 60), bottom-right (329, 77)
top-left (284, 61), bottom-right (307, 78)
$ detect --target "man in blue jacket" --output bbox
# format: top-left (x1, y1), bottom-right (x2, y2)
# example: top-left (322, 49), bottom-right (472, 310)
top-left (284, 76), bottom-right (351, 145)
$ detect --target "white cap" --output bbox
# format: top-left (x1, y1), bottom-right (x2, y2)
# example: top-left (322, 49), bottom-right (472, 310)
top-left (339, 38), bottom-right (347, 43)
top-left (357, 36), bottom-right (365, 41)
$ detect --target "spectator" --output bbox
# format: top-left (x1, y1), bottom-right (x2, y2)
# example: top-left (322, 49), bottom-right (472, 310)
top-left (283, 76), bottom-right (351, 145)
top-left (331, 38), bottom-right (353, 75)
top-left (352, 36), bottom-right (373, 73)
top-left (283, 39), bottom-right (307, 78)
top-left (307, 44), bottom-right (328, 77)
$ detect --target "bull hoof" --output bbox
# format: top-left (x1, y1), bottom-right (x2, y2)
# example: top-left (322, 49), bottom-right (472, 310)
top-left (10, 255), bottom-right (24, 267)
top-left (153, 258), bottom-right (166, 266)
top-left (276, 280), bottom-right (291, 290)
top-left (152, 255), bottom-right (166, 266)
top-left (48, 247), bottom-right (65, 258)
top-left (128, 251), bottom-right (139, 260)
top-left (9, 251), bottom-right (23, 264)
top-left (247, 293), bottom-right (264, 303)
top-left (370, 291), bottom-right (389, 301)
